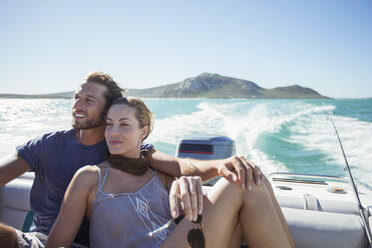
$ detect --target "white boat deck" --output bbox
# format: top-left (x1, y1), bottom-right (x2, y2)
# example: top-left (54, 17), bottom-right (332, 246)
top-left (269, 173), bottom-right (372, 215)
top-left (268, 173), bottom-right (372, 248)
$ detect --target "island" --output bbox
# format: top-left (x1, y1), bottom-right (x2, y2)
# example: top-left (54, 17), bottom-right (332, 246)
top-left (0, 73), bottom-right (329, 99)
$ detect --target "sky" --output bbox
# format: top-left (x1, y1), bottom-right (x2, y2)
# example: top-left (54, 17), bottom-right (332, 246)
top-left (0, 0), bottom-right (371, 98)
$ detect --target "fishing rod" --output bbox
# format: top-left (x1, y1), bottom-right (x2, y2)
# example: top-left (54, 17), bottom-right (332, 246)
top-left (328, 115), bottom-right (372, 247)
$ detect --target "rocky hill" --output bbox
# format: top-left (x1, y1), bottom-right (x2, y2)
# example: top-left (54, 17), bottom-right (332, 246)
top-left (128, 73), bottom-right (328, 99)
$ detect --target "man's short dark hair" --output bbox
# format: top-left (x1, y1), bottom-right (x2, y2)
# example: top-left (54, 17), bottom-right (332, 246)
top-left (84, 71), bottom-right (126, 112)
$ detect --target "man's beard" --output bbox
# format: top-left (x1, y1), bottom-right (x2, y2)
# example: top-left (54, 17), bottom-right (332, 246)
top-left (72, 111), bottom-right (106, 130)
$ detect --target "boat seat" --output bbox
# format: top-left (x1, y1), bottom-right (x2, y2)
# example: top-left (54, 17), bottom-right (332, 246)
top-left (275, 194), bottom-right (360, 215)
top-left (282, 207), bottom-right (368, 248)
top-left (0, 173), bottom-right (34, 232)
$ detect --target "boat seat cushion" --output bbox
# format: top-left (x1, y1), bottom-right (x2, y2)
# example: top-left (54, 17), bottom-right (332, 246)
top-left (282, 207), bottom-right (367, 248)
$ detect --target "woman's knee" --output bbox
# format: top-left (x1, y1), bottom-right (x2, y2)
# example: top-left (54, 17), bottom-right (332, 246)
top-left (242, 182), bottom-right (273, 209)
top-left (212, 177), bottom-right (272, 208)
top-left (214, 177), bottom-right (245, 195)
top-left (208, 177), bottom-right (246, 207)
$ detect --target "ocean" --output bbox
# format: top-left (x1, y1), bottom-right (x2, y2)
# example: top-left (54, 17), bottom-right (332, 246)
top-left (1, 98), bottom-right (371, 184)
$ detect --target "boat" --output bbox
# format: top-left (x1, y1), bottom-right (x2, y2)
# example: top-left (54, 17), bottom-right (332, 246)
top-left (177, 134), bottom-right (372, 248)
top-left (1, 134), bottom-right (371, 247)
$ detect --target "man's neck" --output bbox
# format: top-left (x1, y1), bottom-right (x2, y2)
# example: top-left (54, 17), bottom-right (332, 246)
top-left (75, 126), bottom-right (106, 146)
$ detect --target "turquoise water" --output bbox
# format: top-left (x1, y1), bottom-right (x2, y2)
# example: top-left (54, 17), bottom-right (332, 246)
top-left (1, 98), bottom-right (371, 184)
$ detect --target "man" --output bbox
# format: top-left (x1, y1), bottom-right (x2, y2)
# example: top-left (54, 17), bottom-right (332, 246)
top-left (0, 72), bottom-right (264, 248)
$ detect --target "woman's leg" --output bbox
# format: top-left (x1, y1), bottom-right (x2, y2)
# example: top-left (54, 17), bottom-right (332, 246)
top-left (228, 179), bottom-right (295, 248)
top-left (162, 178), bottom-right (294, 248)
top-left (228, 223), bottom-right (244, 248)
top-left (263, 177), bottom-right (295, 247)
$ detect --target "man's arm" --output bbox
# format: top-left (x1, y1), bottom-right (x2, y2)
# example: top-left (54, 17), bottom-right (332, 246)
top-left (146, 148), bottom-right (264, 190)
top-left (0, 153), bottom-right (30, 186)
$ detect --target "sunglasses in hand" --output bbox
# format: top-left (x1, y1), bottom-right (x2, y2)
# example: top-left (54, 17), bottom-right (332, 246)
top-left (148, 214), bottom-right (205, 248)
top-left (187, 214), bottom-right (205, 248)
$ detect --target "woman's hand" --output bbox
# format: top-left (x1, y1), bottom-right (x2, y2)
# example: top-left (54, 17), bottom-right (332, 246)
top-left (169, 176), bottom-right (203, 222)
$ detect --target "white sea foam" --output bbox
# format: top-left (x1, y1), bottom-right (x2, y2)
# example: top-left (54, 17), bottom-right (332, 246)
top-left (150, 100), bottom-right (371, 181)
top-left (219, 102), bottom-right (337, 175)
top-left (289, 111), bottom-right (372, 184)
top-left (149, 101), bottom-right (288, 175)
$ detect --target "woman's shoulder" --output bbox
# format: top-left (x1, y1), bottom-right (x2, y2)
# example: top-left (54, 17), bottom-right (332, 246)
top-left (77, 161), bottom-right (108, 175)
top-left (77, 164), bottom-right (99, 174)
top-left (72, 164), bottom-right (102, 187)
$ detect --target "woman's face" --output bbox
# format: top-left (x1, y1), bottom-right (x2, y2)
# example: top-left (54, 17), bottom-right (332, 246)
top-left (105, 104), bottom-right (148, 158)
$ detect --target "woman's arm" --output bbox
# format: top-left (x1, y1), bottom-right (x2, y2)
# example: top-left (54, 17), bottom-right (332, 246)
top-left (45, 166), bottom-right (98, 248)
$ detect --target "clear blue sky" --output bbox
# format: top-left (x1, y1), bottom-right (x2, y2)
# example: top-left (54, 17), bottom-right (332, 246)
top-left (0, 0), bottom-right (371, 98)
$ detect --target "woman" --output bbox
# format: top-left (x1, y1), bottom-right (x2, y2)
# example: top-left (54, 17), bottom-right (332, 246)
top-left (46, 97), bottom-right (294, 248)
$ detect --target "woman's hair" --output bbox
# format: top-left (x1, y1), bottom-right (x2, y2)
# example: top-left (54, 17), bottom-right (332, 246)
top-left (106, 97), bottom-right (154, 176)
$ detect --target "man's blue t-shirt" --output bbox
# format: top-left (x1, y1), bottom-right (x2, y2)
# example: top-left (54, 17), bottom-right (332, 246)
top-left (16, 129), bottom-right (153, 245)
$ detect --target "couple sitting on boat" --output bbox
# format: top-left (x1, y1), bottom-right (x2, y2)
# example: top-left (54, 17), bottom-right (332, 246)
top-left (0, 72), bottom-right (294, 248)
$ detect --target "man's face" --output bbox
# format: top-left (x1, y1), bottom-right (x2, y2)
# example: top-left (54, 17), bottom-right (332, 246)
top-left (72, 82), bottom-right (107, 130)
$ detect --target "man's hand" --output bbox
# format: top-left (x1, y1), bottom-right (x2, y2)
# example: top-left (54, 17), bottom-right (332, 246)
top-left (217, 156), bottom-right (264, 190)
top-left (169, 176), bottom-right (203, 222)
